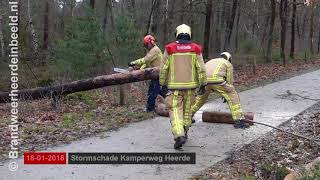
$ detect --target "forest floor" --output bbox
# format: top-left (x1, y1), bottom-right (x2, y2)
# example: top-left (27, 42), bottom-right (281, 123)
top-left (191, 102), bottom-right (320, 180)
top-left (0, 59), bottom-right (320, 162)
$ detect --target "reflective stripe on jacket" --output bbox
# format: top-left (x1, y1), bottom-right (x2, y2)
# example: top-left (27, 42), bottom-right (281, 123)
top-left (159, 42), bottom-right (207, 90)
top-left (205, 58), bottom-right (234, 85)
top-left (132, 45), bottom-right (162, 69)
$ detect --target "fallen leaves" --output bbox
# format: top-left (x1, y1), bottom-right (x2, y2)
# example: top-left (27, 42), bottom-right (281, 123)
top-left (193, 102), bottom-right (320, 179)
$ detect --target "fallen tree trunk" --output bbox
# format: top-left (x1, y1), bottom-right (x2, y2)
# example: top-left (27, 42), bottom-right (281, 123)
top-left (0, 67), bottom-right (159, 103)
top-left (202, 111), bottom-right (254, 124)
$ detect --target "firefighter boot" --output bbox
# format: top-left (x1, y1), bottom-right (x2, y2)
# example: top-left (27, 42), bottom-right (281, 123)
top-left (174, 136), bottom-right (186, 149)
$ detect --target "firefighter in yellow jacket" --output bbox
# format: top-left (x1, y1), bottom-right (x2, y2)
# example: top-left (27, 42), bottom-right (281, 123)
top-left (129, 35), bottom-right (163, 112)
top-left (160, 24), bottom-right (207, 149)
top-left (191, 52), bottom-right (250, 129)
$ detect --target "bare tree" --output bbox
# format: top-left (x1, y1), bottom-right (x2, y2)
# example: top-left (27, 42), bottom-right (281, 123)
top-left (162, 0), bottom-right (169, 45)
top-left (145, 0), bottom-right (157, 35)
top-left (224, 0), bottom-right (238, 51)
top-left (27, 0), bottom-right (39, 53)
top-left (279, 0), bottom-right (288, 66)
top-left (266, 0), bottom-right (276, 63)
top-left (103, 0), bottom-right (115, 33)
top-left (43, 0), bottom-right (49, 50)
top-left (203, 0), bottom-right (213, 59)
top-left (290, 0), bottom-right (297, 59)
top-left (0, 15), bottom-right (5, 57)
top-left (234, 1), bottom-right (241, 53)
top-left (309, 0), bottom-right (316, 54)
top-left (90, 0), bottom-right (95, 9)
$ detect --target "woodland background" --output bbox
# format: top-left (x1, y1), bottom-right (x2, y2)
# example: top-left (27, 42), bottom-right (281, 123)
top-left (0, 0), bottom-right (319, 90)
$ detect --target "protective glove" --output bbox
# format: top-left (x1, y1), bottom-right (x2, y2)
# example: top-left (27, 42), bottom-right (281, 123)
top-left (221, 97), bottom-right (227, 103)
top-left (197, 85), bottom-right (206, 95)
top-left (160, 86), bottom-right (168, 97)
top-left (233, 119), bottom-right (250, 129)
top-left (128, 62), bottom-right (135, 67)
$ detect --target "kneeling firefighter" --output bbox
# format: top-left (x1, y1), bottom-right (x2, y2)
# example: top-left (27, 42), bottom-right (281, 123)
top-left (160, 24), bottom-right (207, 149)
top-left (191, 52), bottom-right (250, 129)
top-left (129, 35), bottom-right (163, 112)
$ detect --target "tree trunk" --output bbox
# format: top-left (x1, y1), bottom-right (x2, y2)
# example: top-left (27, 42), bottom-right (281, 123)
top-left (162, 0), bottom-right (169, 45)
top-left (318, 15), bottom-right (320, 54)
top-left (145, 0), bottom-right (157, 35)
top-left (214, 2), bottom-right (222, 54)
top-left (224, 0), bottom-right (238, 51)
top-left (0, 16), bottom-right (5, 57)
top-left (279, 0), bottom-right (288, 66)
top-left (103, 0), bottom-right (115, 33)
top-left (27, 0), bottom-right (39, 53)
top-left (43, 0), bottom-right (49, 50)
top-left (309, 0), bottom-right (315, 55)
top-left (188, 0), bottom-right (195, 32)
top-left (203, 0), bottom-right (213, 60)
top-left (318, 27), bottom-right (320, 54)
top-left (90, 0), bottom-right (95, 9)
top-left (290, 0), bottom-right (296, 59)
top-left (0, 68), bottom-right (160, 103)
top-left (234, 1), bottom-right (241, 53)
top-left (266, 0), bottom-right (276, 63)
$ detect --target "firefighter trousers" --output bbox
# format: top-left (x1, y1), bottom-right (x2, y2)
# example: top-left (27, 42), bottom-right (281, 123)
top-left (191, 83), bottom-right (244, 120)
top-left (165, 89), bottom-right (194, 139)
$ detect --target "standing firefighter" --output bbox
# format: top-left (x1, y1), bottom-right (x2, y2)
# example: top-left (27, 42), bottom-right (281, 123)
top-left (160, 24), bottom-right (207, 149)
top-left (191, 52), bottom-right (250, 129)
top-left (129, 35), bottom-right (163, 112)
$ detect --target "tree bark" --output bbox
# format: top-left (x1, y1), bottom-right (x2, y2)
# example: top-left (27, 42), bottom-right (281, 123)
top-left (90, 0), bottom-right (95, 9)
top-left (103, 0), bottom-right (115, 33)
top-left (309, 0), bottom-right (316, 54)
top-left (234, 1), bottom-right (241, 53)
top-left (214, 1), bottom-right (222, 54)
top-left (162, 0), bottom-right (169, 45)
top-left (43, 0), bottom-right (49, 50)
top-left (224, 0), bottom-right (238, 51)
top-left (290, 0), bottom-right (297, 59)
top-left (279, 0), bottom-right (288, 66)
top-left (188, 0), bottom-right (195, 32)
top-left (202, 111), bottom-right (254, 124)
top-left (145, 0), bottom-right (157, 35)
top-left (0, 16), bottom-right (5, 57)
top-left (0, 68), bottom-right (160, 103)
top-left (27, 0), bottom-right (39, 53)
top-left (266, 0), bottom-right (276, 63)
top-left (203, 0), bottom-right (213, 60)
top-left (318, 28), bottom-right (320, 54)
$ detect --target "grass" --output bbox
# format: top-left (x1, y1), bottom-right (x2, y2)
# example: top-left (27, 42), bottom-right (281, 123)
top-left (61, 113), bottom-right (79, 128)
top-left (66, 91), bottom-right (97, 108)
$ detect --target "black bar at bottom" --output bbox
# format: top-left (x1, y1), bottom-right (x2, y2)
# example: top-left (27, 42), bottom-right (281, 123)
top-left (68, 152), bottom-right (196, 164)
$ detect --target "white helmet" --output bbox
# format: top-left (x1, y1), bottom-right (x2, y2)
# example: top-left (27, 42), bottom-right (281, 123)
top-left (175, 24), bottom-right (192, 38)
top-left (220, 52), bottom-right (232, 62)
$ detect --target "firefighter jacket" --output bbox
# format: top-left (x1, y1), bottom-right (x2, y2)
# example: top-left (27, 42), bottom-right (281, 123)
top-left (159, 42), bottom-right (207, 90)
top-left (131, 45), bottom-right (162, 69)
top-left (206, 58), bottom-right (234, 85)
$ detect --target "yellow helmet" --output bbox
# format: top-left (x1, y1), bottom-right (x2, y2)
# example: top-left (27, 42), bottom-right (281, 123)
top-left (220, 52), bottom-right (232, 62)
top-left (176, 24), bottom-right (191, 38)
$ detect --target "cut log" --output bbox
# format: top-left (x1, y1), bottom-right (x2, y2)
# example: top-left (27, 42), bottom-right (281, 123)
top-left (202, 111), bottom-right (254, 124)
top-left (0, 67), bottom-right (159, 103)
top-left (155, 95), bottom-right (169, 117)
top-left (154, 96), bottom-right (254, 125)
